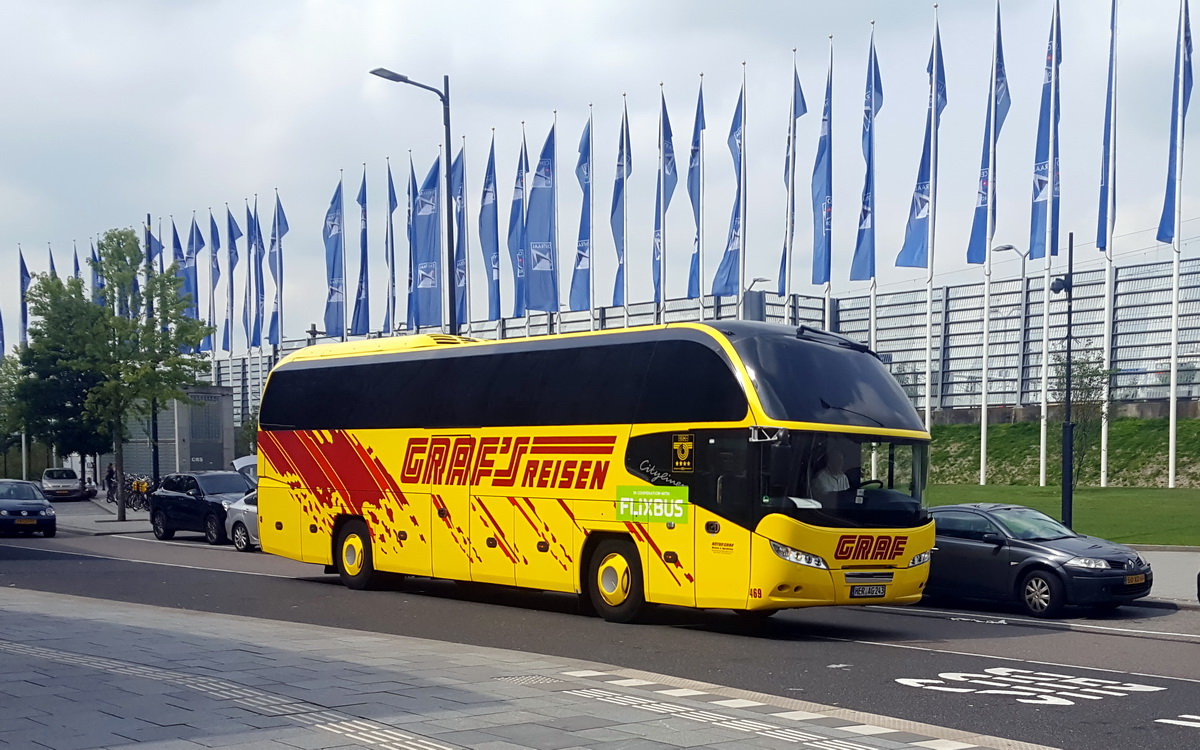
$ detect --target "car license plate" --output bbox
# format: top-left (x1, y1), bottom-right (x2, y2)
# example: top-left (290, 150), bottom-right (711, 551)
top-left (850, 585), bottom-right (886, 598)
top-left (1125, 574), bottom-right (1146, 585)
top-left (15, 518), bottom-right (36, 525)
top-left (54, 490), bottom-right (67, 495)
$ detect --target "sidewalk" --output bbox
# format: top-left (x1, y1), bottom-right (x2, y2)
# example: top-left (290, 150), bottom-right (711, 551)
top-left (0, 588), bottom-right (1057, 750)
top-left (52, 498), bottom-right (1200, 609)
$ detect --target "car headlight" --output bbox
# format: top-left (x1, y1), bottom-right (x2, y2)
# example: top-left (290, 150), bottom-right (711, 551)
top-left (42, 507), bottom-right (55, 516)
top-left (1065, 556), bottom-right (1108, 570)
top-left (0, 510), bottom-right (7, 516)
top-left (221, 500), bottom-right (231, 511)
top-left (908, 550), bottom-right (931, 567)
top-left (769, 540), bottom-right (828, 569)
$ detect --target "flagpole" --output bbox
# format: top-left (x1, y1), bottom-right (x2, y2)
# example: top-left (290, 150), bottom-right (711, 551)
top-left (589, 106), bottom-right (596, 331)
top-left (552, 111), bottom-right (559, 335)
top-left (622, 95), bottom-right (630, 328)
top-left (738, 62), bottom-right (748, 321)
top-left (1170, 0), bottom-right (1186, 488)
top-left (981, 2), bottom-right (999, 486)
top-left (1101, 0), bottom-right (1118, 487)
top-left (1039, 3), bottom-right (1058, 488)
top-left (658, 84), bottom-right (666, 325)
top-left (461, 135), bottom-right (473, 337)
top-left (784, 49), bottom-right (798, 309)
top-left (275, 188), bottom-right (284, 350)
top-left (698, 74), bottom-right (706, 321)
top-left (208, 206), bottom-right (217, 384)
top-left (867, 29), bottom-right (877, 353)
top-left (925, 9), bottom-right (940, 432)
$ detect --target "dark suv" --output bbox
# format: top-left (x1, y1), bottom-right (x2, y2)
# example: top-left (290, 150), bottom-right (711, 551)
top-left (149, 471), bottom-right (253, 545)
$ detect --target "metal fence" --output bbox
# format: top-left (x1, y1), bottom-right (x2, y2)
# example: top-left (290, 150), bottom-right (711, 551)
top-left (212, 256), bottom-right (1200, 426)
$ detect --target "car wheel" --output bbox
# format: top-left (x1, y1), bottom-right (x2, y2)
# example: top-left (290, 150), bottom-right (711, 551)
top-left (43, 527), bottom-right (56, 538)
top-left (232, 522), bottom-right (253, 552)
top-left (151, 511), bottom-right (175, 540)
top-left (588, 539), bottom-right (646, 624)
top-left (204, 514), bottom-right (228, 545)
top-left (1019, 570), bottom-right (1065, 618)
top-left (336, 519), bottom-right (378, 590)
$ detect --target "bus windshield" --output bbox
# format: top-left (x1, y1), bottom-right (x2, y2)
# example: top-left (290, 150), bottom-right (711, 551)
top-left (758, 432), bottom-right (928, 529)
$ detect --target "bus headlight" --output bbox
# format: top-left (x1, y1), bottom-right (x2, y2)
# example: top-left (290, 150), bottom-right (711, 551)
top-left (908, 550), bottom-right (931, 567)
top-left (769, 540), bottom-right (828, 569)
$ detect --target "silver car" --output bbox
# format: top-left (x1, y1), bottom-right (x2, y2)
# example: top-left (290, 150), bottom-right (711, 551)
top-left (41, 468), bottom-right (85, 501)
top-left (226, 456), bottom-right (259, 552)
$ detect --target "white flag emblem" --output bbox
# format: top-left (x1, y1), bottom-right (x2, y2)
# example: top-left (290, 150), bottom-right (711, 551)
top-left (530, 241), bottom-right (554, 271)
top-left (417, 262), bottom-right (438, 288)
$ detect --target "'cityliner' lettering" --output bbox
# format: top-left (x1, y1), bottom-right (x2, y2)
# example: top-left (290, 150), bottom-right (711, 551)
top-left (399, 435), bottom-right (616, 491)
top-left (833, 534), bottom-right (908, 560)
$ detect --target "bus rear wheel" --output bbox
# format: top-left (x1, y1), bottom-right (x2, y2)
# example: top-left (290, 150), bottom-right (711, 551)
top-left (588, 539), bottom-right (645, 623)
top-left (336, 519), bottom-right (378, 591)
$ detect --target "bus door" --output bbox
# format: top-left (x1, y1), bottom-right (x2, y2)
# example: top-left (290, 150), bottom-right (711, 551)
top-left (692, 434), bottom-right (753, 609)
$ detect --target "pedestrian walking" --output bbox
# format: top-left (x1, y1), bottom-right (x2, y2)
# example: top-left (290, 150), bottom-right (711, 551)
top-left (104, 463), bottom-right (116, 500)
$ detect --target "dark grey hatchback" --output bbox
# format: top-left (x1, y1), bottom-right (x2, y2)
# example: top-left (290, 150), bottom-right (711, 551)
top-left (149, 471), bottom-right (253, 545)
top-left (927, 503), bottom-right (1153, 617)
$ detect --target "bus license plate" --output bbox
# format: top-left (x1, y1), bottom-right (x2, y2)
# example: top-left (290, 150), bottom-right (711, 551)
top-left (850, 585), bottom-right (886, 598)
top-left (1125, 574), bottom-right (1146, 585)
top-left (14, 518), bottom-right (36, 525)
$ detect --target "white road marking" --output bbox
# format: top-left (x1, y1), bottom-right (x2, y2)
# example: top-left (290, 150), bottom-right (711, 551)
top-left (872, 604), bottom-right (1200, 641)
top-left (896, 666), bottom-right (1167, 706)
top-left (841, 724), bottom-right (896, 735)
top-left (912, 741), bottom-right (978, 750)
top-left (606, 678), bottom-right (656, 686)
top-left (1155, 714), bottom-right (1200, 728)
top-left (710, 698), bottom-right (765, 708)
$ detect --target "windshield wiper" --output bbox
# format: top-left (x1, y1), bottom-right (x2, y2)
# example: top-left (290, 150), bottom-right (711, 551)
top-left (818, 398), bottom-right (885, 428)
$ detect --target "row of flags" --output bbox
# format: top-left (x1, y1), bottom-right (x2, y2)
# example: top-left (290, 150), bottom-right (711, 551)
top-left (5, 1), bottom-right (1193, 348)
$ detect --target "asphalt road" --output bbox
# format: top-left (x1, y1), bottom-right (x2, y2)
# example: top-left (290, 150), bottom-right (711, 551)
top-left (2, 528), bottom-right (1198, 750)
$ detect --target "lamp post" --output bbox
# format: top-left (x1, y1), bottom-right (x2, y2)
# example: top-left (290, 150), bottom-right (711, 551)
top-left (369, 67), bottom-right (457, 335)
top-left (995, 243), bottom-right (1029, 407)
top-left (1050, 232), bottom-right (1075, 528)
top-left (744, 278), bottom-right (771, 322)
top-left (747, 277), bottom-right (772, 292)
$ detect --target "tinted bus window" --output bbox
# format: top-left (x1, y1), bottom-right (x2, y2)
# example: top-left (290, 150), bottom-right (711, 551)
top-left (635, 341), bottom-right (747, 423)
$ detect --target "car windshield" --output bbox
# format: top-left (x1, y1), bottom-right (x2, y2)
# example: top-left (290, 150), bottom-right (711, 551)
top-left (0, 483), bottom-right (43, 501)
top-left (990, 507), bottom-right (1077, 541)
top-left (44, 469), bottom-right (77, 480)
top-left (197, 473), bottom-right (251, 495)
top-left (759, 432), bottom-right (929, 529)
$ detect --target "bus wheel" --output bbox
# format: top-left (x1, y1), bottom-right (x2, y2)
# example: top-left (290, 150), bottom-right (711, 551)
top-left (336, 519), bottom-right (378, 591)
top-left (588, 539), bottom-right (645, 623)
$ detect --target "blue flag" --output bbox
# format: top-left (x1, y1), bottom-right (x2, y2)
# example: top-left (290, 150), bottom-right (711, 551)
top-left (526, 125), bottom-right (559, 313)
top-left (351, 169), bottom-right (371, 336)
top-left (0, 306), bottom-right (4, 354)
top-left (223, 207), bottom-right (242, 351)
top-left (48, 247), bottom-right (57, 279)
top-left (851, 34), bottom-right (884, 281)
top-left (687, 82), bottom-right (706, 299)
top-left (712, 87), bottom-right (744, 297)
top-left (812, 60), bottom-right (834, 285)
top-left (479, 137), bottom-right (502, 321)
top-left (171, 220), bottom-right (187, 323)
top-left (200, 211), bottom-right (220, 352)
top-left (1029, 2), bottom-right (1063, 260)
top-left (72, 246), bottom-right (80, 280)
top-left (450, 147), bottom-right (468, 331)
top-left (242, 203), bottom-right (254, 345)
top-left (412, 157), bottom-right (443, 329)
top-left (507, 138), bottom-right (529, 317)
top-left (19, 250), bottom-right (30, 347)
top-left (90, 242), bottom-right (104, 305)
top-left (322, 180), bottom-right (346, 338)
top-left (570, 119), bottom-right (592, 312)
top-left (653, 93), bottom-right (678, 304)
top-left (779, 64), bottom-right (808, 295)
top-left (967, 6), bottom-right (1012, 265)
top-left (147, 231), bottom-right (164, 267)
top-left (611, 104), bottom-right (632, 306)
top-left (896, 22), bottom-right (948, 269)
top-left (267, 193), bottom-right (288, 346)
top-left (186, 217), bottom-right (204, 322)
top-left (407, 157), bottom-right (418, 330)
top-left (1158, 0), bottom-right (1193, 244)
top-left (251, 200), bottom-right (266, 346)
top-left (1098, 0), bottom-right (1118, 251)
top-left (384, 161), bottom-right (398, 333)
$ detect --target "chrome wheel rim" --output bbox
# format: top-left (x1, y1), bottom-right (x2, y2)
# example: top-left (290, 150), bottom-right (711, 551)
top-left (1024, 577), bottom-right (1050, 613)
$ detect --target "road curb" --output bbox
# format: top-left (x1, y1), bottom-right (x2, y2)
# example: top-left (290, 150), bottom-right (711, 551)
top-left (1128, 596), bottom-right (1200, 612)
top-left (1130, 544), bottom-right (1200, 552)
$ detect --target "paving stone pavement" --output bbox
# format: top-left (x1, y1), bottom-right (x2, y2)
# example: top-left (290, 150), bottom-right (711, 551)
top-left (0, 589), bottom-right (1060, 750)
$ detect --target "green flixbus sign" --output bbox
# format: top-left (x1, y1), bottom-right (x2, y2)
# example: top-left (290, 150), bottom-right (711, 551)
top-left (615, 485), bottom-right (690, 523)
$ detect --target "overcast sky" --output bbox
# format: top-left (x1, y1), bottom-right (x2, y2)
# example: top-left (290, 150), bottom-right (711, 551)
top-left (1, 0), bottom-right (1194, 347)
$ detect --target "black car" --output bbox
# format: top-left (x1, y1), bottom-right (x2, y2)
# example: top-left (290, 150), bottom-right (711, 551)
top-left (0, 480), bottom-right (57, 537)
top-left (149, 471), bottom-right (253, 545)
top-left (927, 503), bottom-right (1153, 617)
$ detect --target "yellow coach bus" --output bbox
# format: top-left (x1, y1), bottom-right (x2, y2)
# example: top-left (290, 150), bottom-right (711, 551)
top-left (256, 321), bottom-right (934, 622)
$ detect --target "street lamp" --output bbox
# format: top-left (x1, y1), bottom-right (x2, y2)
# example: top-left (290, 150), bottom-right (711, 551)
top-left (993, 243), bottom-right (1027, 281)
top-left (1050, 232), bottom-right (1076, 529)
top-left (994, 243), bottom-right (1030, 408)
top-left (747, 277), bottom-right (772, 292)
top-left (369, 67), bottom-right (457, 335)
top-left (743, 278), bottom-right (772, 322)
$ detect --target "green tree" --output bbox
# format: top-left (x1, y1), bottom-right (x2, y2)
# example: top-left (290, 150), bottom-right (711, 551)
top-left (24, 227), bottom-right (211, 519)
top-left (0, 354), bottom-right (25, 477)
top-left (1049, 346), bottom-right (1116, 489)
top-left (236, 403), bottom-right (259, 457)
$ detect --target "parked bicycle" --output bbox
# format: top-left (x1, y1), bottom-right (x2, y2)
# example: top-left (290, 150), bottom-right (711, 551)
top-left (123, 474), bottom-right (155, 512)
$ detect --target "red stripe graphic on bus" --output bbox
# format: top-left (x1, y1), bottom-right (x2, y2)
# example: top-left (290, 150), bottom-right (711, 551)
top-left (512, 497), bottom-right (571, 570)
top-left (474, 496), bottom-right (518, 564)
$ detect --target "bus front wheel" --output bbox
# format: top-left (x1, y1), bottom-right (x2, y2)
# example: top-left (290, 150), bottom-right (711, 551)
top-left (588, 539), bottom-right (646, 623)
top-left (336, 519), bottom-right (378, 591)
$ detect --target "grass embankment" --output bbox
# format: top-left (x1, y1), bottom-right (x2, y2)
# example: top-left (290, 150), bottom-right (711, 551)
top-left (926, 417), bottom-right (1200, 546)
